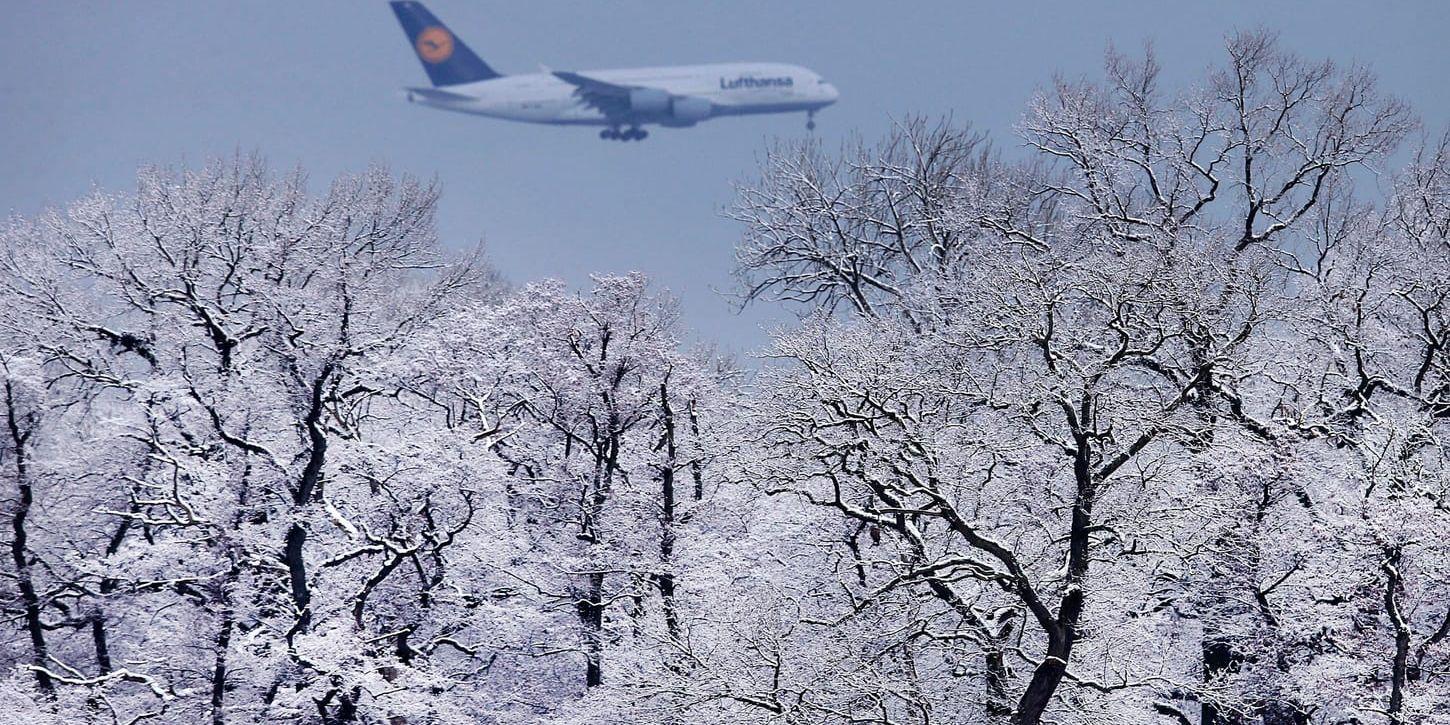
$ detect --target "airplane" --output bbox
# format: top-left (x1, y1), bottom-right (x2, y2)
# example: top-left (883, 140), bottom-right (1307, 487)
top-left (389, 1), bottom-right (839, 141)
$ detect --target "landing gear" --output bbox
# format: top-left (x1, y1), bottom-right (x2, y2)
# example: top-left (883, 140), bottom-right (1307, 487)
top-left (599, 127), bottom-right (649, 141)
top-left (806, 110), bottom-right (817, 131)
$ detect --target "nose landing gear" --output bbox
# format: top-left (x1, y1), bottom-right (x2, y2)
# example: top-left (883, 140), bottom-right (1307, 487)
top-left (599, 127), bottom-right (649, 141)
top-left (806, 110), bottom-right (817, 131)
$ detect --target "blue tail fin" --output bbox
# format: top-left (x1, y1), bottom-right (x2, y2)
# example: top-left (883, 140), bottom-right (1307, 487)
top-left (390, 1), bottom-right (501, 86)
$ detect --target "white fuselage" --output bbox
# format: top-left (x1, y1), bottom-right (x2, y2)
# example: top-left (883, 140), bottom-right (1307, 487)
top-left (406, 62), bottom-right (839, 127)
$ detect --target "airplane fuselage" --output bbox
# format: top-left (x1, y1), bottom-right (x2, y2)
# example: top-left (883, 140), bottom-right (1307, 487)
top-left (407, 62), bottom-right (839, 128)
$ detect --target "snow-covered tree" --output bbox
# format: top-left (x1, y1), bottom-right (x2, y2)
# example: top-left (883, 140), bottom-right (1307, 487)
top-left (727, 30), bottom-right (1436, 725)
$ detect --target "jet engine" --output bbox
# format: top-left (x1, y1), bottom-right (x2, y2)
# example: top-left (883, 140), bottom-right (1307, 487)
top-left (628, 88), bottom-right (671, 114)
top-left (670, 96), bottom-right (712, 123)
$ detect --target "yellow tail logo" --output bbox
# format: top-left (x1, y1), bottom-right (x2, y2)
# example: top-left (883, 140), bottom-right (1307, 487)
top-left (416, 26), bottom-right (454, 64)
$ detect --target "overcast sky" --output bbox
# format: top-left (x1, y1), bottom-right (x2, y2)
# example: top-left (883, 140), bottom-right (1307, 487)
top-left (3, 1), bottom-right (1447, 354)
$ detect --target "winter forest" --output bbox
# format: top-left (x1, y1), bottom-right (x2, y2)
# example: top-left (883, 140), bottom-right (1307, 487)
top-left (2, 32), bottom-right (1448, 725)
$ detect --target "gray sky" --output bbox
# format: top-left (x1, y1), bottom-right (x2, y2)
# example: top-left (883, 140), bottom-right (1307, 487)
top-left (3, 1), bottom-right (1447, 355)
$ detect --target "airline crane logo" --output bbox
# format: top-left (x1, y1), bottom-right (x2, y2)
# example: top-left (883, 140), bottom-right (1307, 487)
top-left (415, 26), bottom-right (454, 64)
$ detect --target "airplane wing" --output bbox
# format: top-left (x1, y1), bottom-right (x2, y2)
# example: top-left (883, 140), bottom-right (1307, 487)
top-left (405, 86), bottom-right (476, 103)
top-left (552, 71), bottom-right (637, 118)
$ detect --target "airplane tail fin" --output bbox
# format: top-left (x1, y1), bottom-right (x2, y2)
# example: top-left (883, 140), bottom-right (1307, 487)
top-left (389, 1), bottom-right (501, 86)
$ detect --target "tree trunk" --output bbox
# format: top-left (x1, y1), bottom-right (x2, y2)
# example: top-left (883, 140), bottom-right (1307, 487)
top-left (90, 614), bottom-right (112, 675)
top-left (1014, 402), bottom-right (1096, 725)
top-left (580, 571), bottom-right (605, 688)
top-left (1013, 624), bottom-right (1073, 725)
top-left (687, 399), bottom-right (705, 501)
top-left (1383, 547), bottom-right (1410, 725)
top-left (657, 383), bottom-right (681, 639)
top-left (210, 439), bottom-right (252, 724)
top-left (211, 606), bottom-right (234, 725)
top-left (91, 506), bottom-right (138, 676)
top-left (285, 365), bottom-right (333, 643)
top-left (5, 380), bottom-right (51, 695)
top-left (576, 428), bottom-right (617, 689)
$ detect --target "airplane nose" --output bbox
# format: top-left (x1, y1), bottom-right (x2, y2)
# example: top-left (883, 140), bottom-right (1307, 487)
top-left (823, 83), bottom-right (840, 103)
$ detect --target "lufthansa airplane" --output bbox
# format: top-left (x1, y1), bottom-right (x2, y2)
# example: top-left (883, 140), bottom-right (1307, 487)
top-left (389, 1), bottom-right (839, 141)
